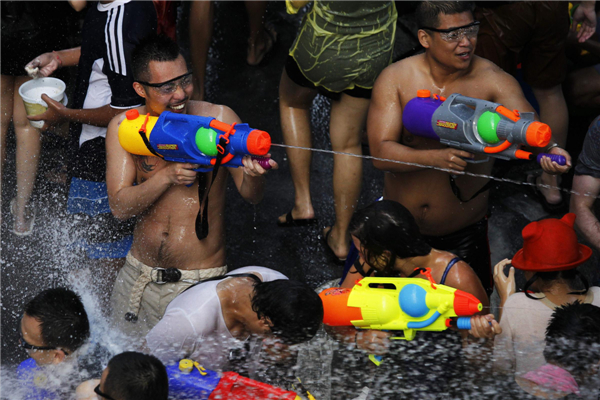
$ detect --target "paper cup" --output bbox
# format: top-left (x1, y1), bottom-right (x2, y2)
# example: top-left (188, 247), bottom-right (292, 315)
top-left (18, 77), bottom-right (67, 129)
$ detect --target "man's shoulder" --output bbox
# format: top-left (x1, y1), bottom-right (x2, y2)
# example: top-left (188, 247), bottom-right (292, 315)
top-left (383, 54), bottom-right (423, 79)
top-left (188, 101), bottom-right (239, 124)
top-left (469, 55), bottom-right (513, 81)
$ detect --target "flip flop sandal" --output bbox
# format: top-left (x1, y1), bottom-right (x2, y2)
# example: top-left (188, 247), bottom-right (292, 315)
top-left (247, 23), bottom-right (278, 66)
top-left (277, 211), bottom-right (318, 227)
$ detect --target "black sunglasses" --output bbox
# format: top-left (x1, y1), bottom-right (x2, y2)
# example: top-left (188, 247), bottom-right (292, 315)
top-left (94, 384), bottom-right (117, 400)
top-left (18, 331), bottom-right (69, 355)
top-left (419, 20), bottom-right (480, 33)
top-left (135, 71), bottom-right (192, 88)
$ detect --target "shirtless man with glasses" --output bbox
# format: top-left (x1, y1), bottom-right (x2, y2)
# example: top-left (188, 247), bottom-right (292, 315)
top-left (105, 34), bottom-right (278, 341)
top-left (366, 1), bottom-right (571, 296)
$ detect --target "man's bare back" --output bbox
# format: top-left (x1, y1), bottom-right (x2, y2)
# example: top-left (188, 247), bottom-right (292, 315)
top-left (369, 53), bottom-right (534, 236)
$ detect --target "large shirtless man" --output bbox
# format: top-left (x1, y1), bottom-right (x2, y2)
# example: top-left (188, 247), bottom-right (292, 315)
top-left (367, 1), bottom-right (571, 294)
top-left (105, 34), bottom-right (277, 340)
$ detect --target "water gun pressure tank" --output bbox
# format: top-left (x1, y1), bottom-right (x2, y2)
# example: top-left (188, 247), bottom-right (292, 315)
top-left (402, 90), bottom-right (566, 165)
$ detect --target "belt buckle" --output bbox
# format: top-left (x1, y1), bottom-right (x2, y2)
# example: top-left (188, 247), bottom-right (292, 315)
top-left (152, 267), bottom-right (168, 284)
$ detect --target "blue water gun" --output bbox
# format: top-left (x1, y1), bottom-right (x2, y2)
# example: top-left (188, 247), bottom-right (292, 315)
top-left (118, 109), bottom-right (272, 172)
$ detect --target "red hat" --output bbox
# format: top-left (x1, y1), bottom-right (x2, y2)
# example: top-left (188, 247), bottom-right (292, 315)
top-left (511, 213), bottom-right (592, 272)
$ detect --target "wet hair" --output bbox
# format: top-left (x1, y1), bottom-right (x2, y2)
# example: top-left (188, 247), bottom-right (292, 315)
top-left (104, 352), bottom-right (168, 400)
top-left (251, 280), bottom-right (323, 345)
top-left (23, 288), bottom-right (90, 353)
top-left (349, 200), bottom-right (432, 276)
top-left (544, 302), bottom-right (600, 377)
top-left (416, 1), bottom-right (475, 29)
top-left (132, 33), bottom-right (182, 82)
top-left (523, 269), bottom-right (589, 301)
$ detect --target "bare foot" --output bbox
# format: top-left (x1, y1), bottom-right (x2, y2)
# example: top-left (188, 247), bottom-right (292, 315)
top-left (247, 25), bottom-right (277, 66)
top-left (537, 173), bottom-right (562, 205)
top-left (323, 226), bottom-right (350, 260)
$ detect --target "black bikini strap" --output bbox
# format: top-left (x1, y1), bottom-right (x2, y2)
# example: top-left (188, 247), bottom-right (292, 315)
top-left (353, 258), bottom-right (375, 278)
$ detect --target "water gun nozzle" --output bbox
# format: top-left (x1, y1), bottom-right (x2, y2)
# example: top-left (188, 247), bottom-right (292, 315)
top-left (525, 121), bottom-right (552, 147)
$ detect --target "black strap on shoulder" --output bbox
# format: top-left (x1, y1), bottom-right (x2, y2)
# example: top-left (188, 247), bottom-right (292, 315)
top-left (408, 267), bottom-right (427, 278)
top-left (353, 258), bottom-right (375, 278)
top-left (195, 136), bottom-right (228, 240)
top-left (137, 113), bottom-right (162, 158)
top-left (182, 273), bottom-right (262, 293)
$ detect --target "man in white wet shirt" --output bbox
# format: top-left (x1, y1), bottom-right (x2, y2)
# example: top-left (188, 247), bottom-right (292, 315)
top-left (145, 266), bottom-right (323, 370)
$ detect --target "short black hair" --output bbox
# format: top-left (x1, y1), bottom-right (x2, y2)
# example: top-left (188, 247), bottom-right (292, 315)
top-left (104, 352), bottom-right (168, 400)
top-left (252, 280), bottom-right (323, 345)
top-left (24, 288), bottom-right (90, 353)
top-left (349, 200), bottom-right (432, 276)
top-left (544, 302), bottom-right (600, 377)
top-left (416, 1), bottom-right (475, 29)
top-left (132, 33), bottom-right (182, 82)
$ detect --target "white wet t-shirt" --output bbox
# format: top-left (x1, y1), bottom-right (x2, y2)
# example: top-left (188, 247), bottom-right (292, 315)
top-left (145, 266), bottom-right (287, 370)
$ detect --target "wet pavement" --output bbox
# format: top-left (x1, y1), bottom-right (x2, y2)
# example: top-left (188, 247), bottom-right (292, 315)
top-left (2, 2), bottom-right (599, 398)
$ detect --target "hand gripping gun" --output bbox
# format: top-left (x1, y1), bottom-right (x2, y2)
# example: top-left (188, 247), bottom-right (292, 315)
top-left (402, 90), bottom-right (566, 165)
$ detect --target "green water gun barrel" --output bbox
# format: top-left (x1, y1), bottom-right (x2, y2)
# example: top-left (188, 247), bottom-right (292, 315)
top-left (195, 126), bottom-right (219, 156)
top-left (476, 111), bottom-right (501, 144)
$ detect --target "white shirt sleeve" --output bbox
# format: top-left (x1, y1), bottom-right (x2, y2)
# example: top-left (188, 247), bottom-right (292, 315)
top-left (146, 309), bottom-right (198, 365)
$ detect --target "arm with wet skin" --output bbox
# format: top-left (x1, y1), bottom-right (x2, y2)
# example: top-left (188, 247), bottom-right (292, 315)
top-left (106, 112), bottom-right (199, 220)
top-left (367, 67), bottom-right (475, 174)
top-left (571, 174), bottom-right (600, 250)
top-left (489, 69), bottom-right (572, 175)
top-left (220, 106), bottom-right (278, 205)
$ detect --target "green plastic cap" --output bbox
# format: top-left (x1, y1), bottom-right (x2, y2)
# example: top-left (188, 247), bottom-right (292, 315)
top-left (477, 111), bottom-right (501, 144)
top-left (195, 127), bottom-right (218, 156)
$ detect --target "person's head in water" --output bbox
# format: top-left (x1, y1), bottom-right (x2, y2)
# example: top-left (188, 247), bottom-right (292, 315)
top-left (20, 288), bottom-right (89, 366)
top-left (349, 200), bottom-right (432, 276)
top-left (251, 279), bottom-right (323, 344)
top-left (96, 352), bottom-right (168, 400)
top-left (544, 302), bottom-right (600, 378)
top-left (416, 1), bottom-right (478, 70)
top-left (132, 33), bottom-right (193, 116)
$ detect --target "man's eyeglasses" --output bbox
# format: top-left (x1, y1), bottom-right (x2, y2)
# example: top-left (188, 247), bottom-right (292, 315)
top-left (420, 21), bottom-right (480, 42)
top-left (136, 72), bottom-right (193, 95)
top-left (18, 331), bottom-right (69, 355)
top-left (94, 384), bottom-right (117, 400)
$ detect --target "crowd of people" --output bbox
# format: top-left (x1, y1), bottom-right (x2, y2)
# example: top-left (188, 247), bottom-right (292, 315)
top-left (3, 0), bottom-right (600, 399)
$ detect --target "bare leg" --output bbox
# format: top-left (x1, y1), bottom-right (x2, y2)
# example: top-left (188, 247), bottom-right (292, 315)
top-left (189, 0), bottom-right (214, 101)
top-left (1, 75), bottom-right (15, 216)
top-left (532, 84), bottom-right (568, 205)
top-left (13, 75), bottom-right (41, 233)
top-left (277, 69), bottom-right (318, 223)
top-left (324, 94), bottom-right (369, 259)
top-left (245, 1), bottom-right (274, 66)
top-left (564, 66), bottom-right (600, 109)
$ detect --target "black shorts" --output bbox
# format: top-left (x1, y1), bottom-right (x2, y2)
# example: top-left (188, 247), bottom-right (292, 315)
top-left (284, 55), bottom-right (372, 101)
top-left (422, 217), bottom-right (493, 296)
